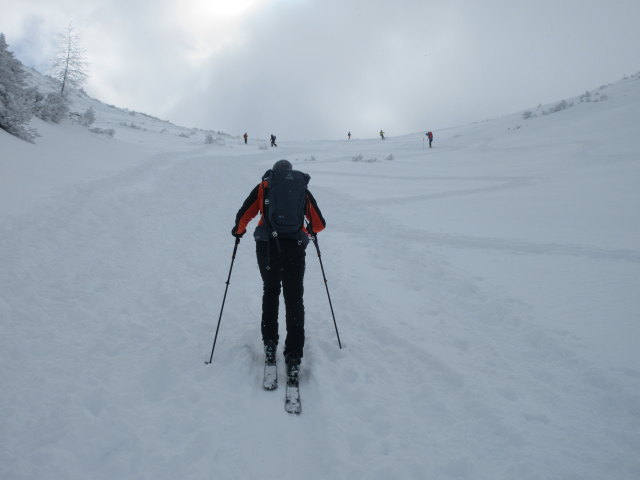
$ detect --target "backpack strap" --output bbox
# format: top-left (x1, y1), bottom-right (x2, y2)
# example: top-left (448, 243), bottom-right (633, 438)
top-left (261, 174), bottom-right (281, 269)
top-left (305, 194), bottom-right (314, 238)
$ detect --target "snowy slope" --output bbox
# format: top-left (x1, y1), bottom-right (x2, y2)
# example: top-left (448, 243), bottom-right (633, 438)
top-left (1, 70), bottom-right (640, 480)
top-left (2, 67), bottom-right (236, 215)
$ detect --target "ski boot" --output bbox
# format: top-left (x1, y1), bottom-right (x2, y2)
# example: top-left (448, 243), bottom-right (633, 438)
top-left (284, 355), bottom-right (302, 413)
top-left (264, 340), bottom-right (277, 366)
top-left (285, 355), bottom-right (301, 386)
top-left (263, 340), bottom-right (278, 390)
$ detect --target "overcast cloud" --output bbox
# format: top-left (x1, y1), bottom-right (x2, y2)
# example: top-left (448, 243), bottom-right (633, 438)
top-left (2, 0), bottom-right (640, 139)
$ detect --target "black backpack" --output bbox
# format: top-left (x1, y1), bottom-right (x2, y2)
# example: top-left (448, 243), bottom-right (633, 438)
top-left (264, 169), bottom-right (310, 238)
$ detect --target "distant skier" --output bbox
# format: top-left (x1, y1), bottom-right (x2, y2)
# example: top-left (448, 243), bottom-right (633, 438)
top-left (243, 132), bottom-right (248, 144)
top-left (426, 131), bottom-right (433, 148)
top-left (347, 131), bottom-right (351, 140)
top-left (231, 159), bottom-right (326, 391)
top-left (270, 134), bottom-right (277, 147)
top-left (380, 129), bottom-right (385, 140)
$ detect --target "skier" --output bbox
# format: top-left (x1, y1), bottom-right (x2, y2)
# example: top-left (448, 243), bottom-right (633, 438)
top-left (231, 159), bottom-right (326, 390)
top-left (347, 131), bottom-right (351, 140)
top-left (379, 129), bottom-right (385, 140)
top-left (243, 132), bottom-right (248, 144)
top-left (426, 131), bottom-right (433, 148)
top-left (270, 134), bottom-right (277, 147)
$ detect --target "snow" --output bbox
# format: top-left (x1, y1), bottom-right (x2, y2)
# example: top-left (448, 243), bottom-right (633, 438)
top-left (2, 70), bottom-right (640, 479)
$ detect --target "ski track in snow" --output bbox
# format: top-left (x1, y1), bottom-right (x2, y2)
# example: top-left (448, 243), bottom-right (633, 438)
top-left (3, 74), bottom-right (640, 479)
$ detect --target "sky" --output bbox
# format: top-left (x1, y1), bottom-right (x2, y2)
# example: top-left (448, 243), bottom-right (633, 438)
top-left (2, 0), bottom-right (640, 140)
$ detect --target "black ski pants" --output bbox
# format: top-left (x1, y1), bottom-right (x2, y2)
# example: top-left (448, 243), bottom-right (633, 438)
top-left (256, 239), bottom-right (306, 360)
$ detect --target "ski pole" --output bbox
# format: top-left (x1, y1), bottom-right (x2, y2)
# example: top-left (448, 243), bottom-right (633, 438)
top-left (311, 235), bottom-right (342, 349)
top-left (205, 236), bottom-right (241, 365)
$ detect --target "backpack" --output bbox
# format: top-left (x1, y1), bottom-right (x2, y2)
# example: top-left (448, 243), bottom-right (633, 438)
top-left (264, 169), bottom-right (310, 238)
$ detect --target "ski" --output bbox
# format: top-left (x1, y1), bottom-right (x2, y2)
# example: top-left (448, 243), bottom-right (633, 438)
top-left (285, 376), bottom-right (301, 414)
top-left (263, 361), bottom-right (278, 390)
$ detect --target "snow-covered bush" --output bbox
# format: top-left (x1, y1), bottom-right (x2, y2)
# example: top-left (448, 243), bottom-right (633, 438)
top-left (542, 99), bottom-right (573, 116)
top-left (580, 90), bottom-right (610, 103)
top-left (0, 33), bottom-right (36, 141)
top-left (591, 92), bottom-right (608, 103)
top-left (522, 110), bottom-right (535, 120)
top-left (352, 153), bottom-right (377, 163)
top-left (579, 91), bottom-right (592, 103)
top-left (34, 92), bottom-right (69, 123)
top-left (549, 99), bottom-right (571, 113)
top-left (120, 121), bottom-right (144, 130)
top-left (81, 106), bottom-right (95, 126)
top-left (68, 111), bottom-right (82, 123)
top-left (89, 127), bottom-right (114, 137)
top-left (204, 132), bottom-right (227, 145)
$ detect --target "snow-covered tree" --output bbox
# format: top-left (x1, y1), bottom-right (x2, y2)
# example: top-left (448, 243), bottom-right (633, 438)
top-left (0, 33), bottom-right (35, 141)
top-left (51, 23), bottom-right (88, 97)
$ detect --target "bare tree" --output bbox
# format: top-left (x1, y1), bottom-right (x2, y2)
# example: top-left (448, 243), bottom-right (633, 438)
top-left (51, 23), bottom-right (89, 97)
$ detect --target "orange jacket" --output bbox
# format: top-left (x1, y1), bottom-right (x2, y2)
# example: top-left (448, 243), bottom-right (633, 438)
top-left (234, 179), bottom-right (326, 237)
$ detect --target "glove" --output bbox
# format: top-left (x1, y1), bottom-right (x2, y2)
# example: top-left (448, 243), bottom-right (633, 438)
top-left (231, 226), bottom-right (244, 238)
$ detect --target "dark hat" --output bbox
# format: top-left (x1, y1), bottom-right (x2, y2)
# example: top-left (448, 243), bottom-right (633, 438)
top-left (272, 159), bottom-right (292, 171)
